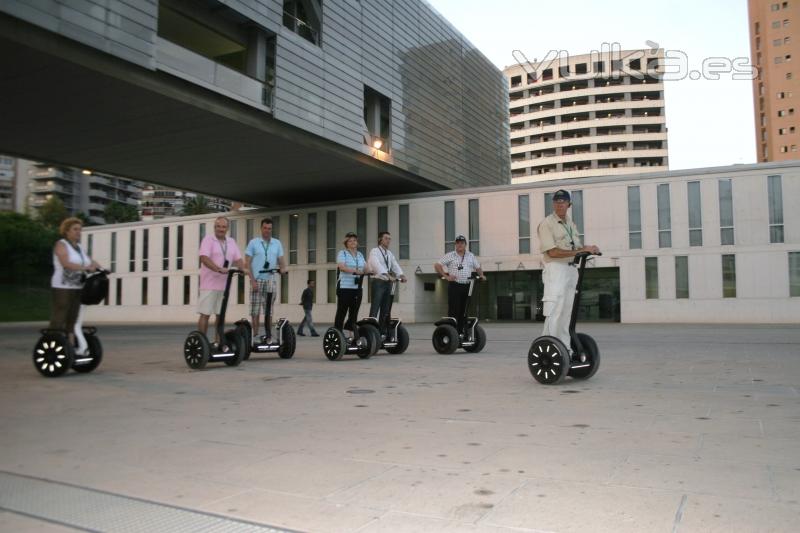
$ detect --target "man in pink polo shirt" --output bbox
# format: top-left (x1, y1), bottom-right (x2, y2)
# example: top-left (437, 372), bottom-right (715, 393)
top-left (198, 216), bottom-right (246, 345)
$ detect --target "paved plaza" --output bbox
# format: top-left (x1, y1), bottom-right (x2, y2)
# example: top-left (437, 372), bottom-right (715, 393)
top-left (0, 322), bottom-right (798, 532)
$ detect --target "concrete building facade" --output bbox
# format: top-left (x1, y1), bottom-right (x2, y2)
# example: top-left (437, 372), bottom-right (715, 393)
top-left (749, 0), bottom-right (800, 161)
top-left (81, 162), bottom-right (800, 326)
top-left (504, 49), bottom-right (668, 184)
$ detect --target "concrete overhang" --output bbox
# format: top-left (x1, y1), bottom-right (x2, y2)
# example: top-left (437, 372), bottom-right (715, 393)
top-left (0, 15), bottom-right (443, 206)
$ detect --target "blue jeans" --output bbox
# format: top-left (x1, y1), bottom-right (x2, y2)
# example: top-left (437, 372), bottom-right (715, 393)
top-left (298, 308), bottom-right (317, 335)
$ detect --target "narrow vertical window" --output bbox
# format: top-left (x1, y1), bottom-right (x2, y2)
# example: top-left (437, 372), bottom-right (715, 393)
top-left (628, 186), bottom-right (642, 249)
top-left (571, 190), bottom-right (584, 241)
top-left (162, 227), bottom-right (170, 270)
top-left (162, 277), bottom-right (169, 305)
top-left (115, 277), bottom-right (122, 305)
top-left (789, 252), bottom-right (800, 296)
top-left (229, 219), bottom-right (237, 241)
top-left (198, 222), bottom-right (206, 244)
top-left (129, 230), bottom-right (136, 272)
top-left (237, 274), bottom-right (245, 304)
top-left (399, 204), bottom-right (410, 260)
top-left (183, 275), bottom-right (190, 305)
top-left (657, 183), bottom-right (672, 248)
top-left (177, 225), bottom-right (184, 270)
top-left (768, 175), bottom-right (784, 243)
top-left (675, 256), bottom-right (689, 298)
top-left (357, 208), bottom-right (367, 257)
top-left (687, 181), bottom-right (703, 246)
top-left (719, 179), bottom-right (735, 245)
top-left (444, 201), bottom-right (455, 252)
top-left (645, 257), bottom-right (659, 299)
top-left (308, 212), bottom-right (317, 264)
top-left (722, 254), bottom-right (736, 297)
top-left (281, 271), bottom-right (289, 304)
top-left (142, 229), bottom-right (149, 272)
top-left (142, 277), bottom-right (148, 305)
top-left (544, 192), bottom-right (554, 217)
top-left (468, 199), bottom-right (480, 255)
top-left (272, 216), bottom-right (281, 240)
top-left (289, 215), bottom-right (298, 265)
top-left (246, 218), bottom-right (254, 242)
top-left (110, 232), bottom-right (117, 273)
top-left (327, 269), bottom-right (337, 303)
top-left (378, 206), bottom-right (388, 233)
top-left (326, 211), bottom-right (337, 262)
top-left (518, 194), bottom-right (531, 254)
top-left (88, 234), bottom-right (93, 257)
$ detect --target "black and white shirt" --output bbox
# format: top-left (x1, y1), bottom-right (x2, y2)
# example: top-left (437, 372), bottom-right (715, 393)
top-left (438, 251), bottom-right (480, 283)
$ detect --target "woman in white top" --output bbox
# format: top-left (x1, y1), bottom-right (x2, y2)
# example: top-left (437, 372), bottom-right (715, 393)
top-left (50, 218), bottom-right (100, 342)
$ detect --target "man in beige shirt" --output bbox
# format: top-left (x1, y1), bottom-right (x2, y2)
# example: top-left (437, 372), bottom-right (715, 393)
top-left (537, 190), bottom-right (601, 352)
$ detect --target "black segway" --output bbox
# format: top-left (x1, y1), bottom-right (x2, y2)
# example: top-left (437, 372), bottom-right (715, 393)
top-left (432, 272), bottom-right (486, 354)
top-left (32, 269), bottom-right (109, 377)
top-left (183, 269), bottom-right (247, 369)
top-left (362, 276), bottom-right (410, 354)
top-left (322, 274), bottom-right (380, 361)
top-left (528, 251), bottom-right (601, 385)
top-left (234, 269), bottom-right (296, 360)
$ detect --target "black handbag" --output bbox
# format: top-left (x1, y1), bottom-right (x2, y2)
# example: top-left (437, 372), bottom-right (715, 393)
top-left (81, 271), bottom-right (109, 305)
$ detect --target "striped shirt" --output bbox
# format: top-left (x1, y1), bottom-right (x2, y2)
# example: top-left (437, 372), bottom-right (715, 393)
top-left (337, 249), bottom-right (367, 289)
top-left (438, 250), bottom-right (481, 283)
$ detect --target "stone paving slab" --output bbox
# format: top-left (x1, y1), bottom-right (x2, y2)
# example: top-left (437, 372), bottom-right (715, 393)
top-left (0, 322), bottom-right (799, 532)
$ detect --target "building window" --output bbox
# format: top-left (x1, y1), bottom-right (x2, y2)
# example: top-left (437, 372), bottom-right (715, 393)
top-left (399, 204), bottom-right (410, 260)
top-left (544, 192), bottom-right (554, 216)
top-left (327, 269), bottom-right (337, 303)
top-left (289, 215), bottom-right (298, 264)
top-left (719, 179), bottom-right (735, 245)
top-left (468, 199), bottom-right (480, 255)
top-left (675, 256), bottom-right (689, 299)
top-left (657, 184), bottom-right (671, 248)
top-left (183, 275), bottom-right (191, 305)
top-left (272, 216), bottom-right (281, 240)
top-left (768, 175), bottom-right (784, 243)
top-left (518, 194), bottom-right (531, 254)
top-left (628, 186), bottom-right (642, 249)
top-left (571, 190), bottom-right (584, 241)
top-left (115, 278), bottom-right (122, 306)
top-left (229, 219), bottom-right (237, 240)
top-left (308, 212), bottom-right (317, 264)
top-left (789, 252), bottom-right (800, 296)
top-left (162, 227), bottom-right (170, 270)
top-left (645, 257), bottom-right (659, 299)
top-left (246, 219), bottom-right (255, 243)
top-left (237, 274), bottom-right (245, 304)
top-left (129, 230), bottom-right (136, 272)
top-left (364, 86), bottom-right (391, 151)
top-left (198, 222), bottom-right (206, 244)
top-left (281, 271), bottom-right (289, 304)
top-left (87, 234), bottom-right (93, 258)
top-left (307, 270), bottom-right (317, 304)
top-left (142, 277), bottom-right (148, 306)
top-left (687, 181), bottom-right (703, 246)
top-left (722, 254), bottom-right (736, 298)
top-left (283, 0), bottom-right (321, 45)
top-left (110, 232), bottom-right (117, 273)
top-left (356, 208), bottom-right (367, 257)
top-left (444, 201), bottom-right (455, 252)
top-left (378, 206), bottom-right (388, 233)
top-left (176, 225), bottom-right (184, 270)
top-left (326, 211), bottom-right (336, 263)
top-left (162, 277), bottom-right (169, 306)
top-left (142, 229), bottom-right (149, 272)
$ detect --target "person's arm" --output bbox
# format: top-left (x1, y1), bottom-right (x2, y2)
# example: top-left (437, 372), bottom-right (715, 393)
top-left (54, 242), bottom-right (91, 272)
top-left (545, 245), bottom-right (599, 259)
top-left (337, 251), bottom-right (356, 274)
top-left (361, 253), bottom-right (371, 274)
top-left (391, 252), bottom-right (406, 282)
top-left (473, 257), bottom-right (485, 280)
top-left (199, 255), bottom-right (226, 274)
top-left (435, 255), bottom-right (455, 281)
top-left (244, 254), bottom-right (254, 280)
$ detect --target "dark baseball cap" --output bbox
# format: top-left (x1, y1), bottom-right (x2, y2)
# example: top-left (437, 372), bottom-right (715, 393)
top-left (552, 189), bottom-right (571, 202)
top-left (455, 234), bottom-right (467, 242)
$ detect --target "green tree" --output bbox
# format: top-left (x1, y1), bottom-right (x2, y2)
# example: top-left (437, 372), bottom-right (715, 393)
top-left (181, 195), bottom-right (213, 216)
top-left (103, 201), bottom-right (140, 224)
top-left (37, 196), bottom-right (68, 230)
top-left (0, 212), bottom-right (58, 285)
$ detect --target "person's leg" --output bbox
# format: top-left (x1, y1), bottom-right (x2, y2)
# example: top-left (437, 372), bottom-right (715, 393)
top-left (369, 279), bottom-right (382, 319)
top-left (348, 288), bottom-right (362, 338)
top-left (49, 288), bottom-right (69, 331)
top-left (250, 281), bottom-right (261, 342)
top-left (377, 281), bottom-right (392, 335)
top-left (264, 291), bottom-right (274, 339)
top-left (307, 309), bottom-right (318, 335)
top-left (298, 309), bottom-right (307, 335)
top-left (447, 282), bottom-right (459, 319)
top-left (334, 288), bottom-right (347, 331)
top-left (541, 263), bottom-right (573, 350)
top-left (454, 283), bottom-right (469, 333)
top-left (198, 313), bottom-right (210, 336)
top-left (556, 267), bottom-right (580, 352)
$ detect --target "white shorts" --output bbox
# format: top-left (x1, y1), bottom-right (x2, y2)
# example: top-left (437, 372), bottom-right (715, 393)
top-left (197, 289), bottom-right (224, 316)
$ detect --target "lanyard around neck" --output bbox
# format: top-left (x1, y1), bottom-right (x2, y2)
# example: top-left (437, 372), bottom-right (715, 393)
top-left (559, 220), bottom-right (575, 248)
top-left (217, 238), bottom-right (227, 260)
top-left (261, 238), bottom-right (271, 257)
top-left (379, 247), bottom-right (390, 269)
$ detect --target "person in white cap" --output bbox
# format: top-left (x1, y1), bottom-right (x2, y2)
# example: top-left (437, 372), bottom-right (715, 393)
top-left (537, 190), bottom-right (601, 352)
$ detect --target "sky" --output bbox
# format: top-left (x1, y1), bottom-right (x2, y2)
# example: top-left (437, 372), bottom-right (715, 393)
top-left (427, 0), bottom-right (757, 170)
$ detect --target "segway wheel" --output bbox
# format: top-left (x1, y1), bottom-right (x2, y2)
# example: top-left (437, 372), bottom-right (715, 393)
top-left (323, 328), bottom-right (345, 361)
top-left (184, 331), bottom-right (211, 369)
top-left (463, 325), bottom-right (487, 353)
top-left (385, 324), bottom-right (410, 354)
top-left (278, 324), bottom-right (296, 359)
top-left (569, 332), bottom-right (600, 380)
top-left (357, 324), bottom-right (380, 358)
top-left (33, 332), bottom-right (75, 377)
top-left (235, 320), bottom-right (252, 361)
top-left (432, 324), bottom-right (459, 354)
top-left (223, 330), bottom-right (245, 367)
top-left (72, 333), bottom-right (103, 373)
top-left (528, 336), bottom-right (569, 385)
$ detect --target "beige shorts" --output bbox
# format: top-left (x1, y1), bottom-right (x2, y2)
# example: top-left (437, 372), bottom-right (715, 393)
top-left (197, 289), bottom-right (224, 316)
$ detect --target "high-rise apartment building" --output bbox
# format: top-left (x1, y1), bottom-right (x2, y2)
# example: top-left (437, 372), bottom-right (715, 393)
top-left (749, 0), bottom-right (800, 161)
top-left (504, 49), bottom-right (668, 183)
top-left (139, 186), bottom-right (231, 220)
top-left (0, 155), bottom-right (14, 212)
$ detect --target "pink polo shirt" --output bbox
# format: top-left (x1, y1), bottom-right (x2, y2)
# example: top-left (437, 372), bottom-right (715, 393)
top-left (199, 235), bottom-right (242, 291)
